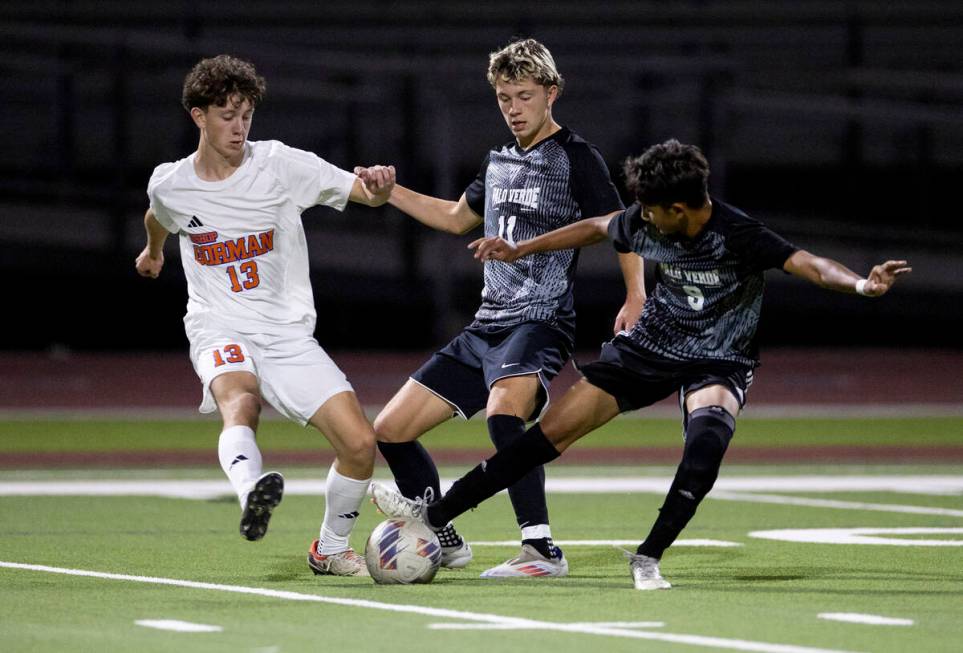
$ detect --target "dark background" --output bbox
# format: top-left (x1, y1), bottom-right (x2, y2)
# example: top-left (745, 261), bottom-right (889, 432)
top-left (2, 1), bottom-right (961, 354)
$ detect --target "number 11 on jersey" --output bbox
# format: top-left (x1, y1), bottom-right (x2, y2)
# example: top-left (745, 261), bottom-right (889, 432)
top-left (497, 215), bottom-right (518, 245)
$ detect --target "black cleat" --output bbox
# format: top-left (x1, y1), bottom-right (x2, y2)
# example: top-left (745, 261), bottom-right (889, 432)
top-left (239, 471), bottom-right (284, 541)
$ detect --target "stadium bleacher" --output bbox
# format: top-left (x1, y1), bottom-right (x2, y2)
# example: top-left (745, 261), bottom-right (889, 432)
top-left (1, 1), bottom-right (960, 351)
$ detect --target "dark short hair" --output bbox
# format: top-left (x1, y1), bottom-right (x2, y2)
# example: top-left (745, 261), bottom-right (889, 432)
top-left (622, 139), bottom-right (710, 208)
top-left (181, 55), bottom-right (266, 112)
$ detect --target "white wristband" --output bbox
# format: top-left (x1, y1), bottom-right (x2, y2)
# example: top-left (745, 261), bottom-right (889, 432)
top-left (854, 279), bottom-right (869, 296)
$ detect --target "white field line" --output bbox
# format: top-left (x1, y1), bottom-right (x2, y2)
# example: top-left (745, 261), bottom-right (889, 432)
top-left (749, 527), bottom-right (963, 546)
top-left (1, 475), bottom-right (962, 499)
top-left (0, 560), bottom-right (860, 653)
top-left (428, 620), bottom-right (666, 630)
top-left (468, 539), bottom-right (743, 548)
top-left (134, 619), bottom-right (222, 633)
top-left (711, 491), bottom-right (963, 518)
top-left (817, 614), bottom-right (914, 626)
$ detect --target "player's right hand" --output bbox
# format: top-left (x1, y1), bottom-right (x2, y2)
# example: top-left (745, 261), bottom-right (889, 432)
top-left (863, 259), bottom-right (911, 296)
top-left (468, 236), bottom-right (519, 262)
top-left (135, 247), bottom-right (164, 279)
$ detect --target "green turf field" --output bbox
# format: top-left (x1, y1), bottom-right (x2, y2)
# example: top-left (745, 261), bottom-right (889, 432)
top-left (1, 415), bottom-right (961, 452)
top-left (1, 417), bottom-right (962, 652)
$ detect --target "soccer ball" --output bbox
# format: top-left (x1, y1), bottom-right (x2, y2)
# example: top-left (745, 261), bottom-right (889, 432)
top-left (365, 518), bottom-right (442, 584)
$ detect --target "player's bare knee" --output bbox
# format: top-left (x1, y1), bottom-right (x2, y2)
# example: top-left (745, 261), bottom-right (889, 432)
top-left (373, 414), bottom-right (414, 444)
top-left (337, 429), bottom-right (376, 467)
top-left (222, 391), bottom-right (261, 426)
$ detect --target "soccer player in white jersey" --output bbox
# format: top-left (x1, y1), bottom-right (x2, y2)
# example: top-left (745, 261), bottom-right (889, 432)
top-left (135, 55), bottom-right (396, 577)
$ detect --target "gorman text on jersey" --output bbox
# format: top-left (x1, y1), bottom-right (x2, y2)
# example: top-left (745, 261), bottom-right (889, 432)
top-left (193, 229), bottom-right (276, 266)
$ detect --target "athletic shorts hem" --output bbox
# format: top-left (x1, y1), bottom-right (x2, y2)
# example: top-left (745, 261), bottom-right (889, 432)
top-left (294, 382), bottom-right (356, 427)
top-left (409, 377), bottom-right (466, 420)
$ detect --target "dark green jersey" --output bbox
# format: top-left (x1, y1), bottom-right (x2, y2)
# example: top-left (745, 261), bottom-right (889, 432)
top-left (608, 199), bottom-right (798, 367)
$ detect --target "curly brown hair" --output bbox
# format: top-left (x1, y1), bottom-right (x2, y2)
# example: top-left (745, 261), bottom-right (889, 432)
top-left (623, 140), bottom-right (710, 208)
top-left (181, 55), bottom-right (266, 112)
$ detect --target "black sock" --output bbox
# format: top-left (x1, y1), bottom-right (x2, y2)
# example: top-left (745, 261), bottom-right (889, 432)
top-left (376, 440), bottom-right (441, 501)
top-left (636, 478), bottom-right (699, 559)
top-left (522, 537), bottom-right (560, 559)
top-left (488, 414), bottom-right (550, 529)
top-left (427, 423), bottom-right (561, 527)
top-left (637, 406), bottom-right (734, 559)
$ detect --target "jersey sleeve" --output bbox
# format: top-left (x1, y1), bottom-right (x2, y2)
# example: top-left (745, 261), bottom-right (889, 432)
top-left (727, 218), bottom-right (799, 271)
top-left (146, 162), bottom-right (179, 233)
top-left (567, 143), bottom-right (625, 218)
top-left (268, 141), bottom-right (356, 212)
top-left (607, 203), bottom-right (644, 253)
top-left (463, 152), bottom-right (491, 217)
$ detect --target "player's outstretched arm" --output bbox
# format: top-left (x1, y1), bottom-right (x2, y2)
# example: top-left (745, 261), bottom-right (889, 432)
top-left (469, 214), bottom-right (614, 263)
top-left (351, 165), bottom-right (396, 207)
top-left (135, 209), bottom-right (169, 279)
top-left (784, 250), bottom-right (911, 297)
top-left (379, 183), bottom-right (481, 235)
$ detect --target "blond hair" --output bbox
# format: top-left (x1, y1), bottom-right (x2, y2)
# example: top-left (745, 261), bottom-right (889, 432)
top-left (486, 39), bottom-right (564, 95)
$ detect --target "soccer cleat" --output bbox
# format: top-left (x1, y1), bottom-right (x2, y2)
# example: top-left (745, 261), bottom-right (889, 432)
top-left (436, 523), bottom-right (473, 569)
top-left (307, 540), bottom-right (369, 576)
top-left (369, 482), bottom-right (435, 528)
top-left (625, 551), bottom-right (671, 590)
top-left (239, 471), bottom-right (284, 541)
top-left (479, 544), bottom-right (569, 578)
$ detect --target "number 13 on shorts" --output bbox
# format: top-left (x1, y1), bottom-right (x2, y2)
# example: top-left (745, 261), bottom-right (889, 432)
top-left (213, 344), bottom-right (246, 367)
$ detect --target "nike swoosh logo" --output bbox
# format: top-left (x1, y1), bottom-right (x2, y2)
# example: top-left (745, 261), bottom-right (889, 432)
top-left (501, 363), bottom-right (521, 368)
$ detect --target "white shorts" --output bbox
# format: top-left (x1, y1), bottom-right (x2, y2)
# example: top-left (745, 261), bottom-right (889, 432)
top-left (189, 328), bottom-right (353, 426)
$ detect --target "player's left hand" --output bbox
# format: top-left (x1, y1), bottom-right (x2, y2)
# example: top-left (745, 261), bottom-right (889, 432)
top-left (468, 236), bottom-right (520, 262)
top-left (613, 294), bottom-right (645, 334)
top-left (862, 260), bottom-right (912, 296)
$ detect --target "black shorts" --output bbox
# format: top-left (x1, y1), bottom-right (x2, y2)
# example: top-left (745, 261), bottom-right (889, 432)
top-left (577, 336), bottom-right (754, 416)
top-left (411, 321), bottom-right (573, 420)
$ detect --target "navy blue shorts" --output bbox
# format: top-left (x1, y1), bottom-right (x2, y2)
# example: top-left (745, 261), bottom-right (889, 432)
top-left (577, 336), bottom-right (754, 416)
top-left (411, 321), bottom-right (573, 420)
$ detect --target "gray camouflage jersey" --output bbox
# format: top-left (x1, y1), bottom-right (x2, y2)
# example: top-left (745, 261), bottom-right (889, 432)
top-left (465, 127), bottom-right (623, 335)
top-left (608, 199), bottom-right (798, 367)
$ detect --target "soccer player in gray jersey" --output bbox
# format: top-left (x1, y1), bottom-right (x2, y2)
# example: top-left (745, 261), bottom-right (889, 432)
top-left (363, 39), bottom-right (645, 578)
top-left (369, 139), bottom-right (910, 589)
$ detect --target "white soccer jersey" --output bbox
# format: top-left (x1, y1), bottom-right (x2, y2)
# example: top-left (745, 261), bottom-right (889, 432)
top-left (148, 140), bottom-right (356, 337)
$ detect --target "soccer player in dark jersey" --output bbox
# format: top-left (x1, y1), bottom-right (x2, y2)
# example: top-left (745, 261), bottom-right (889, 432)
top-left (363, 39), bottom-right (645, 578)
top-left (369, 139), bottom-right (911, 589)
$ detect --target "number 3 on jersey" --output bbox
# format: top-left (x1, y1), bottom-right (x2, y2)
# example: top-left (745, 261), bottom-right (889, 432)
top-left (682, 285), bottom-right (705, 311)
top-left (227, 261), bottom-right (260, 292)
top-left (212, 344), bottom-right (245, 367)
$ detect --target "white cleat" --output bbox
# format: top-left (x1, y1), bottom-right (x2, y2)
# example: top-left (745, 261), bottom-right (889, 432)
top-left (625, 551), bottom-right (671, 590)
top-left (480, 544), bottom-right (569, 578)
top-left (307, 541), bottom-right (369, 577)
top-left (440, 539), bottom-right (474, 569)
top-left (368, 482), bottom-right (433, 525)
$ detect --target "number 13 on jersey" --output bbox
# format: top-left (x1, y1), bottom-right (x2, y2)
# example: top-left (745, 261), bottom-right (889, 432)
top-left (212, 344), bottom-right (246, 367)
top-left (226, 261), bottom-right (260, 292)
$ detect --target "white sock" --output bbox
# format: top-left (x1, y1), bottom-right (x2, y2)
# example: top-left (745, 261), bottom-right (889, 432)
top-left (521, 524), bottom-right (553, 541)
top-left (217, 425), bottom-right (263, 507)
top-left (317, 464), bottom-right (370, 555)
